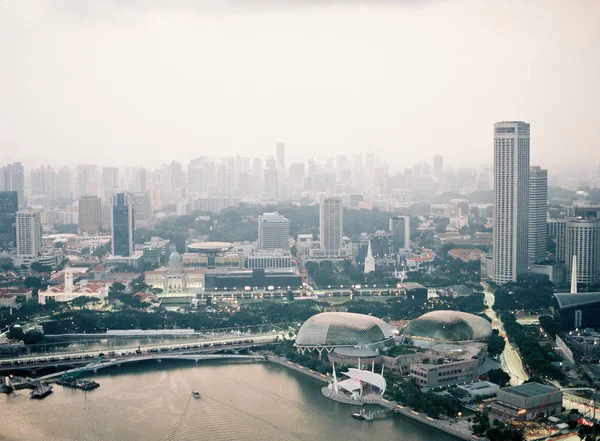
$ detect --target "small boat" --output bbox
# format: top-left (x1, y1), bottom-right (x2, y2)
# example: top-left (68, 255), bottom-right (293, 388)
top-left (192, 390), bottom-right (201, 398)
top-left (351, 409), bottom-right (373, 421)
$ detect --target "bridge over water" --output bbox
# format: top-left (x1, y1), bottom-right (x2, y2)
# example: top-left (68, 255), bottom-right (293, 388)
top-left (38, 353), bottom-right (266, 381)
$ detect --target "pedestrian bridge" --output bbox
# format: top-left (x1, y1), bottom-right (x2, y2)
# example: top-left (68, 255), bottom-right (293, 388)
top-left (39, 354), bottom-right (266, 381)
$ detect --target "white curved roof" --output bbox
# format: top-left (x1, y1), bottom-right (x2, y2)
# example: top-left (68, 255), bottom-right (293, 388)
top-left (296, 312), bottom-right (393, 347)
top-left (344, 368), bottom-right (386, 394)
top-left (408, 310), bottom-right (492, 341)
top-left (187, 242), bottom-right (234, 253)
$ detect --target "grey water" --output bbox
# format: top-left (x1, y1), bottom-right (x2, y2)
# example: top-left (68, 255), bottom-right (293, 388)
top-left (1, 361), bottom-right (457, 441)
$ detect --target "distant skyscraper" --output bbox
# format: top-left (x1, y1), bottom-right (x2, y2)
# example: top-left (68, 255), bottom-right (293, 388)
top-left (492, 121), bottom-right (530, 284)
top-left (78, 196), bottom-right (102, 235)
top-left (390, 216), bottom-right (410, 253)
top-left (0, 191), bottom-right (18, 250)
top-left (258, 212), bottom-right (290, 251)
top-left (276, 143), bottom-right (285, 172)
top-left (320, 196), bottom-right (343, 256)
top-left (30, 165), bottom-right (57, 201)
top-left (528, 166), bottom-right (548, 264)
top-left (111, 193), bottom-right (134, 256)
top-left (16, 210), bottom-right (42, 263)
top-left (77, 164), bottom-right (98, 198)
top-left (136, 168), bottom-right (147, 193)
top-left (264, 167), bottom-right (278, 200)
top-left (169, 161), bottom-right (183, 191)
top-left (132, 192), bottom-right (152, 230)
top-left (2, 162), bottom-right (25, 207)
top-left (102, 167), bottom-right (119, 190)
top-left (433, 154), bottom-right (443, 177)
top-left (56, 167), bottom-right (72, 201)
top-left (565, 218), bottom-right (600, 285)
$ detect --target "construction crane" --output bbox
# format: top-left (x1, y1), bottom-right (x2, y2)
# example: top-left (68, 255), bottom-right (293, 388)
top-left (535, 387), bottom-right (597, 420)
top-left (61, 356), bottom-right (105, 382)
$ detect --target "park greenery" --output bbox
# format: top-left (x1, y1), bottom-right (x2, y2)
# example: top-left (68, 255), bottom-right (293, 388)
top-left (486, 329), bottom-right (506, 358)
top-left (385, 377), bottom-right (462, 419)
top-left (500, 312), bottom-right (564, 381)
top-left (492, 279), bottom-right (554, 311)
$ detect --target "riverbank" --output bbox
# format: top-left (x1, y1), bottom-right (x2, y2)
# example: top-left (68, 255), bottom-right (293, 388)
top-left (267, 356), bottom-right (482, 441)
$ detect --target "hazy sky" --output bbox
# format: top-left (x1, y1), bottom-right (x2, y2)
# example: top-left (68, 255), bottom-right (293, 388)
top-left (1, 0), bottom-right (599, 171)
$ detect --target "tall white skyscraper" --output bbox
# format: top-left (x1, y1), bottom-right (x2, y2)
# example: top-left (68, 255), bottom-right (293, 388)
top-left (320, 196), bottom-right (343, 256)
top-left (492, 121), bottom-right (530, 284)
top-left (528, 166), bottom-right (548, 264)
top-left (16, 210), bottom-right (42, 264)
top-left (257, 212), bottom-right (290, 251)
top-left (276, 143), bottom-right (285, 172)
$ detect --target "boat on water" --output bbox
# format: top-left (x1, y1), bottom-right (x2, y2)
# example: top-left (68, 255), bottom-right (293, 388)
top-left (351, 409), bottom-right (373, 421)
top-left (30, 384), bottom-right (53, 399)
top-left (57, 379), bottom-right (100, 391)
top-left (192, 390), bottom-right (201, 398)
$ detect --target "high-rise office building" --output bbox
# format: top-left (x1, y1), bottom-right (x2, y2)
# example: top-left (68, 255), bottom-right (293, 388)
top-left (276, 143), bottom-right (285, 172)
top-left (433, 154), bottom-right (444, 177)
top-left (565, 218), bottom-right (600, 286)
top-left (2, 162), bottom-right (25, 207)
top-left (320, 196), bottom-right (343, 256)
top-left (0, 191), bottom-right (18, 250)
top-left (16, 210), bottom-right (42, 263)
top-left (258, 213), bottom-right (290, 251)
top-left (528, 166), bottom-right (548, 264)
top-left (492, 121), bottom-right (530, 284)
top-left (102, 167), bottom-right (119, 189)
top-left (169, 161), bottom-right (183, 191)
top-left (77, 164), bottom-right (98, 198)
top-left (56, 167), bottom-right (72, 201)
top-left (264, 167), bottom-right (278, 200)
top-left (390, 215), bottom-right (410, 253)
top-left (132, 192), bottom-right (152, 230)
top-left (111, 193), bottom-right (135, 256)
top-left (78, 196), bottom-right (102, 235)
top-left (30, 165), bottom-right (57, 201)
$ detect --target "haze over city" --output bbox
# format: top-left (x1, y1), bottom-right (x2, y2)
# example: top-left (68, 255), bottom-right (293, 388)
top-left (1, 0), bottom-right (599, 173)
top-left (3, 2), bottom-right (600, 441)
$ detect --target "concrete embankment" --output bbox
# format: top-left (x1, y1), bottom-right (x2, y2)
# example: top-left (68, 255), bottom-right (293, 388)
top-left (268, 357), bottom-right (481, 441)
top-left (266, 357), bottom-right (329, 383)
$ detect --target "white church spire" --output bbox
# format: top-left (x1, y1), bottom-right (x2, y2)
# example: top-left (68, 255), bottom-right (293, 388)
top-left (364, 240), bottom-right (375, 274)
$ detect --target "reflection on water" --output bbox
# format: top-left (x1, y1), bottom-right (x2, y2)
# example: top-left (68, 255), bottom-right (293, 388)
top-left (2, 360), bottom-right (457, 441)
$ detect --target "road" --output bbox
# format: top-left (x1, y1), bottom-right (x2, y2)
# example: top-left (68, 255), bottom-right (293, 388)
top-left (483, 284), bottom-right (529, 385)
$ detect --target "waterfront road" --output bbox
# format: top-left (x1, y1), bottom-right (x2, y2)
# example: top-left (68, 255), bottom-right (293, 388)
top-left (483, 283), bottom-right (529, 385)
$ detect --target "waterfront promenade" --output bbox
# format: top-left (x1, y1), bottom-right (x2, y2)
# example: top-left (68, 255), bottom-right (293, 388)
top-left (267, 356), bottom-right (482, 441)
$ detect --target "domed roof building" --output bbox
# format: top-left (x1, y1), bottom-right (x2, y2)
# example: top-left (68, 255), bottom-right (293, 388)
top-left (296, 312), bottom-right (394, 355)
top-left (407, 310), bottom-right (492, 342)
top-left (168, 251), bottom-right (183, 273)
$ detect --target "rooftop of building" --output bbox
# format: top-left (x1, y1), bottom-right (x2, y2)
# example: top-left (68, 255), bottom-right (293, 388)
top-left (554, 292), bottom-right (600, 309)
top-left (500, 382), bottom-right (558, 398)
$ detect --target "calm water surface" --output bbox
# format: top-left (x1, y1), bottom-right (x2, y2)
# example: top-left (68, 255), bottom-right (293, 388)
top-left (2, 361), bottom-right (457, 441)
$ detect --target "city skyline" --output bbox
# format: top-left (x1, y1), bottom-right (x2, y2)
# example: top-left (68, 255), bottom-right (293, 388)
top-left (1, 1), bottom-right (599, 172)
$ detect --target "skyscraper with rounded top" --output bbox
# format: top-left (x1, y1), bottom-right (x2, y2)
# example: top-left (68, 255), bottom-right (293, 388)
top-left (493, 121), bottom-right (530, 284)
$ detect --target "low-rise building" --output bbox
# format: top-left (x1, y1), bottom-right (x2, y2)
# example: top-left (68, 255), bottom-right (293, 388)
top-left (410, 358), bottom-right (478, 388)
top-left (0, 294), bottom-right (19, 309)
top-left (491, 382), bottom-right (562, 421)
top-left (104, 251), bottom-right (144, 270)
top-left (38, 267), bottom-right (109, 305)
top-left (456, 381), bottom-right (500, 398)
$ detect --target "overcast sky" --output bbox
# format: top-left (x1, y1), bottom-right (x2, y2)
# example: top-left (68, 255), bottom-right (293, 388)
top-left (0, 0), bottom-right (599, 172)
